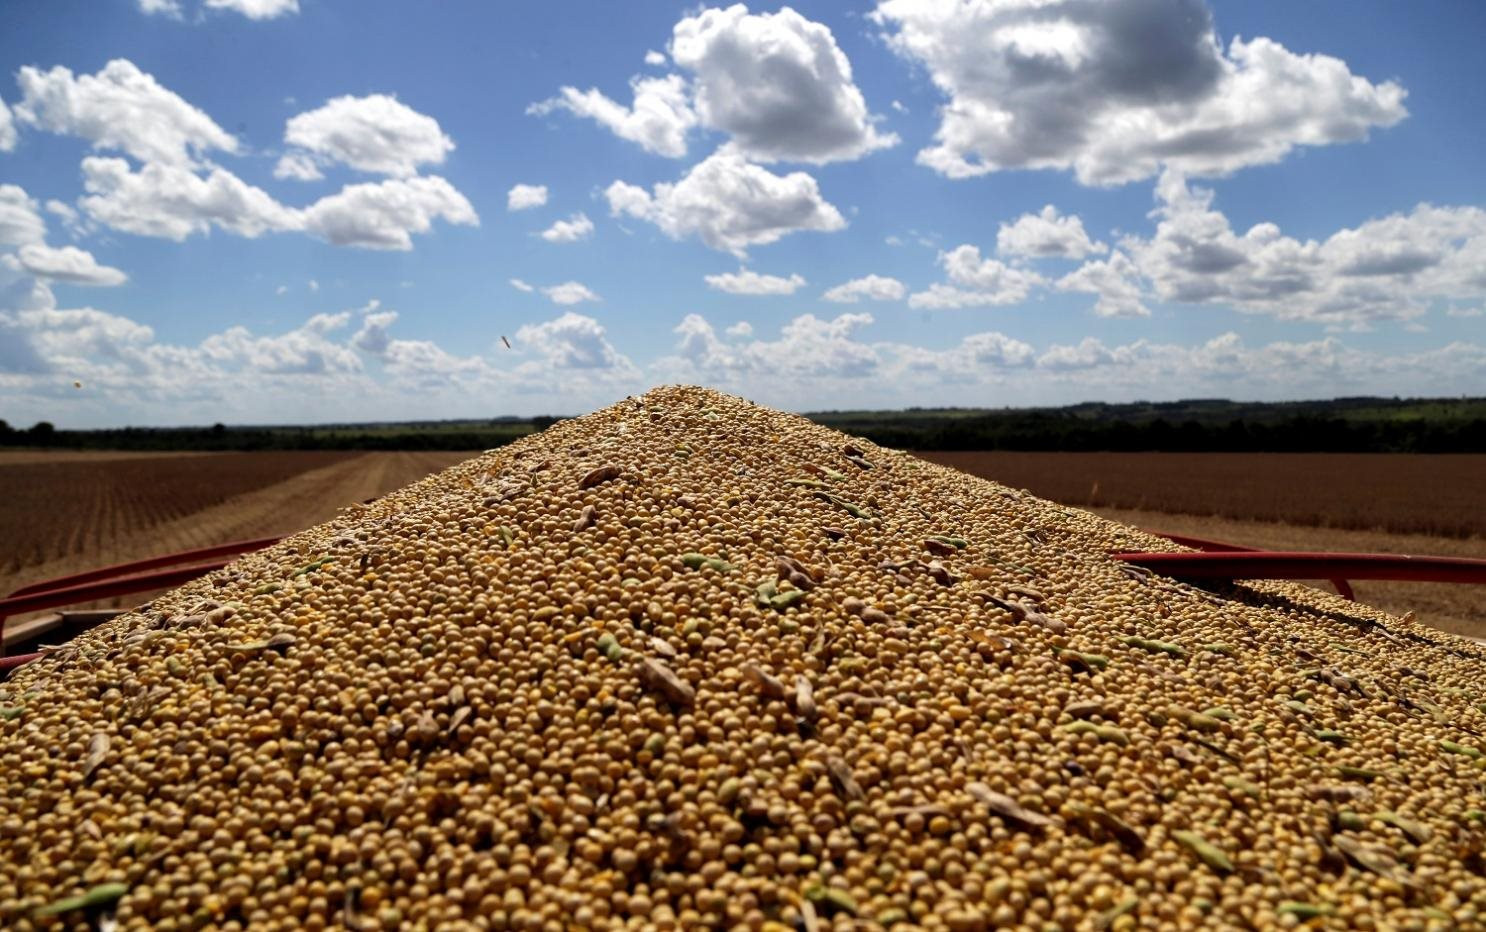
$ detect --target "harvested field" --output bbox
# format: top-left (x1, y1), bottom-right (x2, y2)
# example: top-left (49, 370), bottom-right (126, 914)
top-left (0, 452), bottom-right (355, 578)
top-left (3, 387), bottom-right (1485, 929)
top-left (920, 451), bottom-right (1486, 539)
top-left (0, 451), bottom-right (470, 601)
top-left (0, 450), bottom-right (227, 466)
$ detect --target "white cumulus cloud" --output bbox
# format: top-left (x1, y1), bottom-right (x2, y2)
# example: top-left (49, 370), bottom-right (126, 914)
top-left (204, 0), bottom-right (299, 19)
top-left (704, 269), bottom-right (805, 295)
top-left (138, 0), bottom-right (183, 16)
top-left (531, 5), bottom-right (893, 165)
top-left (669, 311), bottom-right (880, 379)
top-left (0, 185), bottom-right (47, 247)
top-left (873, 0), bottom-right (1408, 185)
top-left (1116, 172), bottom-right (1486, 325)
top-left (201, 311), bottom-right (362, 375)
top-left (605, 148), bottom-right (845, 257)
top-left (670, 4), bottom-right (896, 163)
top-left (822, 274), bottom-right (906, 303)
top-left (0, 94), bottom-right (16, 152)
top-left (997, 205), bottom-right (1106, 258)
top-left (509, 278), bottom-right (535, 293)
top-left (79, 156), bottom-right (299, 240)
top-left (283, 94), bottom-right (455, 177)
top-left (273, 152), bottom-right (323, 181)
top-left (908, 245), bottom-right (1044, 308)
top-left (515, 312), bottom-right (632, 371)
top-left (528, 74), bottom-right (696, 159)
top-left (507, 184), bottom-right (548, 211)
top-left (139, 0), bottom-right (298, 19)
top-left (539, 212), bottom-right (595, 243)
top-left (14, 244), bottom-right (127, 286)
top-left (13, 59), bottom-right (238, 167)
top-left (298, 175), bottom-right (478, 250)
top-left (1056, 250), bottom-right (1149, 318)
top-left (542, 281), bottom-right (600, 305)
top-left (80, 157), bottom-right (479, 250)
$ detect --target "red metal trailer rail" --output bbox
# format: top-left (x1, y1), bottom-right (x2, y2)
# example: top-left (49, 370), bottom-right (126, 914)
top-left (4, 537), bottom-right (281, 599)
top-left (1113, 549), bottom-right (1486, 588)
top-left (5, 530), bottom-right (1485, 680)
top-left (1, 536), bottom-right (282, 672)
top-left (1133, 530), bottom-right (1358, 599)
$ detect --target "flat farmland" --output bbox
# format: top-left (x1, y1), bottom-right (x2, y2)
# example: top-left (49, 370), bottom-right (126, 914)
top-left (4, 447), bottom-right (1481, 642)
top-left (0, 450), bottom-right (472, 601)
top-left (920, 451), bottom-right (1486, 538)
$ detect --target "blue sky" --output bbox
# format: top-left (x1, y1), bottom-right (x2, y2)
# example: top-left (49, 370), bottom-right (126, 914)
top-left (2, 0), bottom-right (1484, 427)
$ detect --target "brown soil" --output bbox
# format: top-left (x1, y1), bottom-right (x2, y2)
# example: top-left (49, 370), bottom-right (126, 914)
top-left (1, 452), bottom-right (472, 626)
top-left (922, 451), bottom-right (1486, 538)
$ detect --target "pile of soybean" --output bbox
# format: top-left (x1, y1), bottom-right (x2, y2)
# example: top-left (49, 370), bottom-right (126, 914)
top-left (2, 386), bottom-right (1484, 931)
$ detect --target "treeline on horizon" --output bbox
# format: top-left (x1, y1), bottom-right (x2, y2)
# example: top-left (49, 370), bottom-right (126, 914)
top-left (3, 397), bottom-right (1485, 453)
top-left (811, 396), bottom-right (1486, 453)
top-left (0, 417), bottom-right (559, 452)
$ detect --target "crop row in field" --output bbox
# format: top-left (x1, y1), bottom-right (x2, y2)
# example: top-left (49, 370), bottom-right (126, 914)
top-left (921, 451), bottom-right (1486, 539)
top-left (0, 451), bottom-right (356, 577)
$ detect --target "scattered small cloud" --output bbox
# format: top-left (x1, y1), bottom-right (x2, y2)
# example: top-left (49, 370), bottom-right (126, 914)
top-left (908, 245), bottom-right (1044, 308)
top-left (14, 243), bottom-right (127, 286)
top-left (605, 148), bottom-right (845, 257)
top-left (509, 278), bottom-right (534, 293)
top-left (297, 175), bottom-right (478, 250)
top-left (281, 94), bottom-right (454, 178)
top-left (0, 93), bottom-right (17, 152)
top-left (542, 281), bottom-right (600, 305)
top-left (1057, 251), bottom-right (1150, 318)
top-left (140, 0), bottom-right (300, 21)
top-left (273, 151), bottom-right (323, 182)
top-left (822, 274), bottom-right (906, 303)
top-left (997, 205), bottom-right (1107, 259)
top-left (137, 0), bottom-right (183, 17)
top-left (507, 183), bottom-right (548, 211)
top-left (0, 185), bottom-right (47, 246)
top-left (514, 311), bottom-right (634, 372)
top-left (704, 269), bottom-right (806, 295)
top-left (204, 0), bottom-right (299, 19)
top-left (528, 75), bottom-right (696, 159)
top-left (539, 212), bottom-right (595, 243)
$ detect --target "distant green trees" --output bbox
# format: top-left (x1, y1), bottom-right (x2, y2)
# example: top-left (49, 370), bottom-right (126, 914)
top-left (0, 419), bottom-right (543, 452)
top-left (2, 399), bottom-right (1483, 452)
top-left (813, 409), bottom-right (1486, 453)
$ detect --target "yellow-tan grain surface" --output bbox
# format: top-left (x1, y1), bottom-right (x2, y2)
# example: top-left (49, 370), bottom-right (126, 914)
top-left (2, 387), bottom-right (1483, 931)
